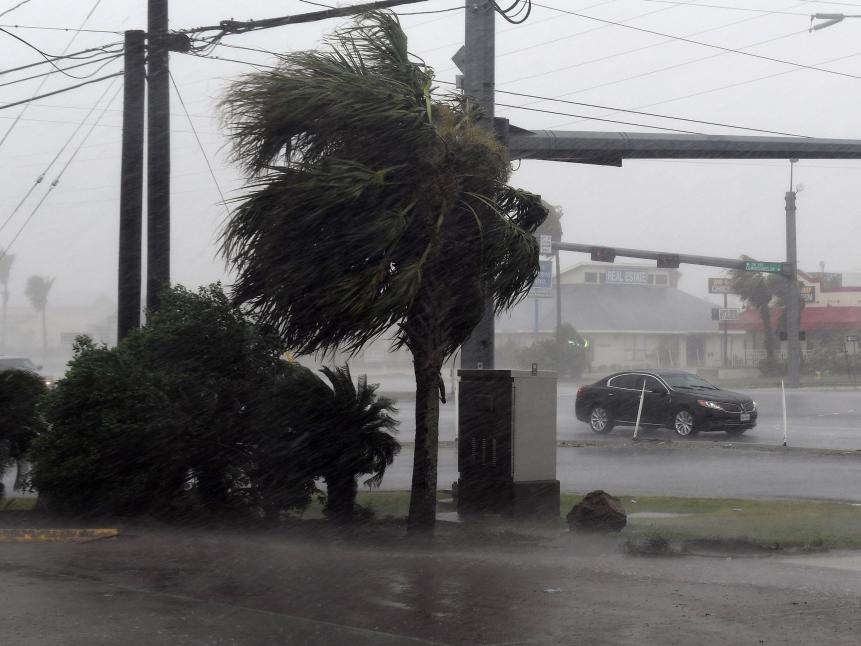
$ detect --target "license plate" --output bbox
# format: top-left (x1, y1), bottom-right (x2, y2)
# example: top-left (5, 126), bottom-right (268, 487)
top-left (740, 413), bottom-right (750, 421)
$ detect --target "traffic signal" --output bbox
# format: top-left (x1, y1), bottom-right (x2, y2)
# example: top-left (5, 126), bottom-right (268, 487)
top-left (656, 253), bottom-right (680, 269)
top-left (590, 246), bottom-right (616, 263)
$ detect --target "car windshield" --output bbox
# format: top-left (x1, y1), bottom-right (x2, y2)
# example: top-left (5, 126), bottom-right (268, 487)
top-left (664, 374), bottom-right (719, 390)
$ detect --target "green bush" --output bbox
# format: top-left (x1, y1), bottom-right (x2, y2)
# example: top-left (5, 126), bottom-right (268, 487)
top-left (513, 323), bottom-right (588, 377)
top-left (0, 368), bottom-right (47, 499)
top-left (29, 286), bottom-right (319, 519)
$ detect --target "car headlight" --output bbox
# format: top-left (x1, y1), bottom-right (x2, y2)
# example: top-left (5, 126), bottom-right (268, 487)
top-left (751, 400), bottom-right (757, 411)
top-left (697, 399), bottom-right (724, 411)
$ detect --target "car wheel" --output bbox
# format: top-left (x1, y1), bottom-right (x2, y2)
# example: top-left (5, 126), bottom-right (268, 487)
top-left (725, 428), bottom-right (747, 436)
top-left (673, 408), bottom-right (696, 437)
top-left (589, 405), bottom-right (613, 434)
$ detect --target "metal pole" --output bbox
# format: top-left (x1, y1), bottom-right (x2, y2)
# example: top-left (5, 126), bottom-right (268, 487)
top-left (460, 0), bottom-right (496, 370)
top-left (723, 292), bottom-right (728, 367)
top-left (785, 190), bottom-right (801, 387)
top-left (147, 0), bottom-right (171, 315)
top-left (117, 30), bottom-right (146, 342)
top-left (555, 250), bottom-right (563, 362)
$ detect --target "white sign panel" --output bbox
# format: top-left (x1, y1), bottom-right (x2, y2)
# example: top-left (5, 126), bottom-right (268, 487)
top-left (538, 234), bottom-right (552, 256)
top-left (718, 308), bottom-right (740, 321)
top-left (605, 269), bottom-right (649, 285)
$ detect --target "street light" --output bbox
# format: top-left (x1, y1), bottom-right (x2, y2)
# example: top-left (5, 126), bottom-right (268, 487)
top-left (809, 13), bottom-right (861, 31)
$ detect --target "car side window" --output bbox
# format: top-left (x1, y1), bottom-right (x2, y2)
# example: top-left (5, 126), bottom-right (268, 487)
top-left (644, 376), bottom-right (667, 393)
top-left (608, 374), bottom-right (643, 390)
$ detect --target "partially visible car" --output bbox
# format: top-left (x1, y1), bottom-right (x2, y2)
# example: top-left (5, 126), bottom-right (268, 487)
top-left (575, 369), bottom-right (757, 437)
top-left (0, 356), bottom-right (54, 388)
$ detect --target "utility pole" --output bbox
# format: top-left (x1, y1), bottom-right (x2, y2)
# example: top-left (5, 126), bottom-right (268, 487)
top-left (147, 0), bottom-right (171, 315)
top-left (785, 188), bottom-right (802, 387)
top-left (460, 0), bottom-right (496, 370)
top-left (117, 30), bottom-right (146, 342)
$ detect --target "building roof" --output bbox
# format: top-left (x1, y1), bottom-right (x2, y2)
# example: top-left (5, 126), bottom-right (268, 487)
top-left (498, 283), bottom-right (720, 334)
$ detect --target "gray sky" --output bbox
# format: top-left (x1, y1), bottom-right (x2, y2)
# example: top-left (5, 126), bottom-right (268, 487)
top-left (3, 0), bottom-right (861, 310)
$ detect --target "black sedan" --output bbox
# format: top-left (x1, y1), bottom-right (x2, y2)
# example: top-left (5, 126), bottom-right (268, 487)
top-left (575, 370), bottom-right (757, 437)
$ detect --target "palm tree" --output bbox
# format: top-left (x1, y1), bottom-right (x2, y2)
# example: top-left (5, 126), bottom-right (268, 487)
top-left (220, 12), bottom-right (546, 533)
top-left (729, 257), bottom-right (776, 370)
top-left (316, 365), bottom-right (400, 523)
top-left (25, 276), bottom-right (54, 356)
top-left (0, 249), bottom-right (13, 353)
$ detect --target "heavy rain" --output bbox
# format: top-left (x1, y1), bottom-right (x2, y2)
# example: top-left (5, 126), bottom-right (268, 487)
top-left (2, 1), bottom-right (861, 644)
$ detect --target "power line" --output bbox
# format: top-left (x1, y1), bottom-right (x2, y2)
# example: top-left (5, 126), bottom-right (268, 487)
top-left (396, 4), bottom-right (463, 16)
top-left (0, 27), bottom-right (122, 79)
top-left (0, 23), bottom-right (123, 34)
top-left (0, 71), bottom-right (124, 112)
top-left (491, 0), bottom-right (813, 85)
top-left (0, 81), bottom-right (122, 265)
top-left (544, 48), bottom-right (861, 131)
top-left (0, 0), bottom-right (32, 19)
top-left (0, 77), bottom-right (119, 238)
top-left (532, 2), bottom-right (861, 83)
top-left (639, 0), bottom-right (810, 16)
top-left (483, 85), bottom-right (807, 137)
top-left (0, 0), bottom-right (104, 149)
top-left (495, 102), bottom-right (705, 134)
top-left (0, 42), bottom-right (123, 76)
top-left (0, 52), bottom-right (121, 89)
top-left (169, 71), bottom-right (230, 217)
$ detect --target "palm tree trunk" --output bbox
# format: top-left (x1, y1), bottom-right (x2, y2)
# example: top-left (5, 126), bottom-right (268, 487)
top-left (407, 347), bottom-right (442, 535)
top-left (324, 471), bottom-right (358, 524)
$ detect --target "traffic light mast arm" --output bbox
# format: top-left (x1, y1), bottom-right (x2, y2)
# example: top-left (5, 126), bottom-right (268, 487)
top-left (552, 241), bottom-right (750, 271)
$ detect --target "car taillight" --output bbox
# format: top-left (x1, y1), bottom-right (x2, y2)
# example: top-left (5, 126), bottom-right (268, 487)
top-left (576, 386), bottom-right (585, 398)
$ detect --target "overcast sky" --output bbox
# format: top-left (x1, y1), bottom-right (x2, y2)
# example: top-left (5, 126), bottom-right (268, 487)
top-left (3, 0), bottom-right (861, 310)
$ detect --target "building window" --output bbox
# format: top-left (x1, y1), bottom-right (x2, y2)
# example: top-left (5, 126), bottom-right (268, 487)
top-left (584, 272), bottom-right (598, 283)
top-left (655, 274), bottom-right (668, 285)
top-left (647, 274), bottom-right (654, 284)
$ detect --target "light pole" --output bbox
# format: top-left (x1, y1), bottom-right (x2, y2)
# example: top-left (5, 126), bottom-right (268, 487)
top-left (785, 159), bottom-right (802, 388)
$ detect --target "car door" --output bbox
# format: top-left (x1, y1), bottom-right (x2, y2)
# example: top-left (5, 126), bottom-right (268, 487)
top-left (642, 375), bottom-right (670, 425)
top-left (606, 373), bottom-right (643, 423)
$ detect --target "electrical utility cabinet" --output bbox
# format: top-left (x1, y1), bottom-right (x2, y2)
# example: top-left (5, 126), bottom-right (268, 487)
top-left (456, 369), bottom-right (560, 518)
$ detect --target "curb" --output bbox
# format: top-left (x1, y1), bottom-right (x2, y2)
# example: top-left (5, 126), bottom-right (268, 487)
top-left (0, 528), bottom-right (119, 543)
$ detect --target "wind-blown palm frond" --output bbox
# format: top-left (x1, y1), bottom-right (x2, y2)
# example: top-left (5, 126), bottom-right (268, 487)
top-left (220, 11), bottom-right (547, 533)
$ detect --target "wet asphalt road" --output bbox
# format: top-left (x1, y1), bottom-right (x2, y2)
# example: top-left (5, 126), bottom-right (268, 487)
top-left (380, 385), bottom-right (861, 501)
top-left (3, 528), bottom-right (861, 645)
top-left (392, 383), bottom-right (861, 450)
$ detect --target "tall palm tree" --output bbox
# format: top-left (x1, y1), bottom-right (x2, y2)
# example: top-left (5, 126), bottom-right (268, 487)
top-left (220, 12), bottom-right (546, 533)
top-left (317, 365), bottom-right (400, 523)
top-left (0, 249), bottom-right (13, 353)
top-left (25, 276), bottom-right (54, 356)
top-left (729, 257), bottom-right (776, 369)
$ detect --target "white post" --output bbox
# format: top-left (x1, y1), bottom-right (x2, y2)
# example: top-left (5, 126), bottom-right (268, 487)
top-left (633, 381), bottom-right (646, 441)
top-left (781, 379), bottom-right (788, 447)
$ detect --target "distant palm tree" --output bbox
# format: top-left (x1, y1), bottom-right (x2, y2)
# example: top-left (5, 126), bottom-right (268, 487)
top-left (24, 276), bottom-right (54, 356)
top-left (0, 249), bottom-right (13, 353)
top-left (317, 365), bottom-right (400, 524)
top-left (729, 257), bottom-right (776, 369)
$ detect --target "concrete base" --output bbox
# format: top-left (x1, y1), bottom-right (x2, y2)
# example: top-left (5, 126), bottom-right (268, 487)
top-left (456, 478), bottom-right (560, 519)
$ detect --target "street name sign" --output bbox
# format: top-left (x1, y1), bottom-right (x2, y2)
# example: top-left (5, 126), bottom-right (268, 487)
top-left (744, 261), bottom-right (784, 273)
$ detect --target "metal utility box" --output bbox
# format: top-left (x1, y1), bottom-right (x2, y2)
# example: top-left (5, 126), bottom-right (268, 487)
top-left (456, 369), bottom-right (560, 518)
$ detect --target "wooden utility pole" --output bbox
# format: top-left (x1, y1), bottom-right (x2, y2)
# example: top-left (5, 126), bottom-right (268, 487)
top-left (117, 30), bottom-right (145, 342)
top-left (460, 0), bottom-right (496, 370)
top-left (147, 0), bottom-right (171, 314)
